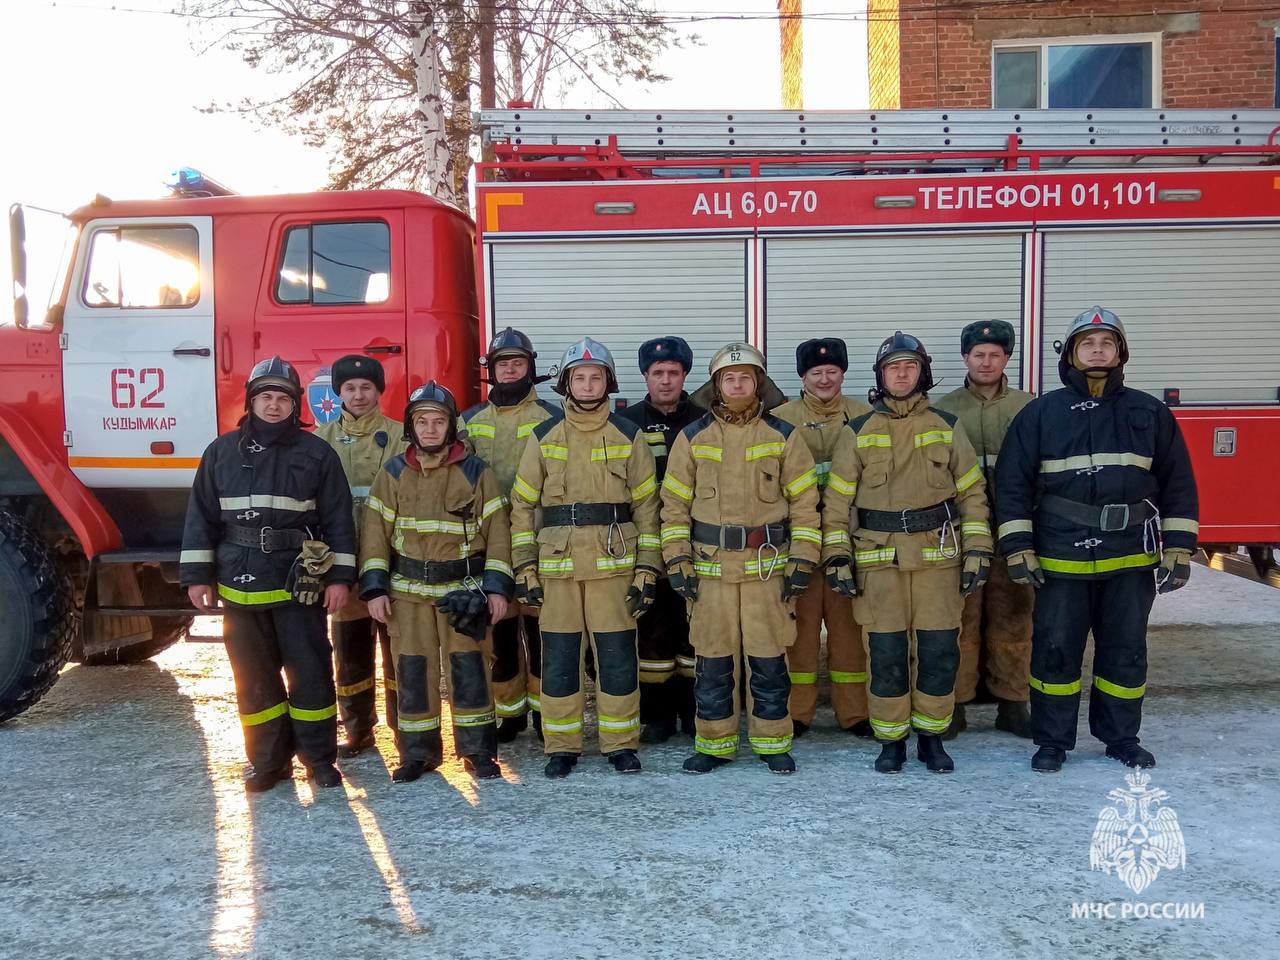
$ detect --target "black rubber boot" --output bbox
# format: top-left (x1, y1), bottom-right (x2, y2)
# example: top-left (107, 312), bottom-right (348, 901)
top-left (995, 699), bottom-right (1034, 739)
top-left (792, 719), bottom-right (809, 739)
top-left (942, 702), bottom-right (967, 741)
top-left (682, 753), bottom-right (732, 775)
top-left (916, 734), bottom-right (955, 773)
top-left (607, 749), bottom-right (643, 773)
top-left (640, 680), bottom-right (676, 743)
top-left (844, 719), bottom-right (874, 738)
top-left (1031, 746), bottom-right (1066, 773)
top-left (760, 752), bottom-right (796, 775)
top-left (464, 755), bottom-right (502, 779)
top-left (874, 739), bottom-right (907, 774)
top-left (496, 713), bottom-right (528, 744)
top-left (1105, 742), bottom-right (1156, 768)
top-left (544, 753), bottom-right (579, 779)
top-left (338, 732), bottom-right (377, 759)
top-left (531, 711), bottom-right (544, 743)
top-left (672, 675), bottom-right (696, 735)
top-left (640, 718), bottom-right (677, 744)
top-left (308, 763), bottom-right (344, 788)
top-left (391, 759), bottom-right (429, 783)
top-left (244, 762), bottom-right (292, 794)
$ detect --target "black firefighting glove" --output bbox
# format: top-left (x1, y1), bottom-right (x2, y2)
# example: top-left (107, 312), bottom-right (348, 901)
top-left (625, 567), bottom-right (659, 619)
top-left (1157, 548), bottom-right (1193, 594)
top-left (286, 540), bottom-right (335, 605)
top-left (825, 557), bottom-right (857, 598)
top-left (960, 550), bottom-right (992, 597)
top-left (1006, 549), bottom-right (1045, 589)
top-left (781, 559), bottom-right (814, 601)
top-left (438, 588), bottom-right (491, 641)
top-left (667, 556), bottom-right (699, 602)
top-left (514, 564), bottom-right (543, 608)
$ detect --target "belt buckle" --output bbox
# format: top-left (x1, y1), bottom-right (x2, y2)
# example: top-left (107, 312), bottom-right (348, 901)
top-left (724, 524), bottom-right (747, 550)
top-left (1099, 503), bottom-right (1130, 532)
top-left (569, 502), bottom-right (580, 527)
top-left (899, 509), bottom-right (913, 534)
top-left (259, 525), bottom-right (274, 553)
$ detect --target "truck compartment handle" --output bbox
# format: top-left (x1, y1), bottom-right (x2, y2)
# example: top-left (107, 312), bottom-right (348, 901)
top-left (364, 343), bottom-right (403, 354)
top-left (173, 346), bottom-right (212, 357)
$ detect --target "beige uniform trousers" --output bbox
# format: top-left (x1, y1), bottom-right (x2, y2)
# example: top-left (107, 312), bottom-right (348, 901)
top-left (787, 579), bottom-right (869, 728)
top-left (955, 554), bottom-right (1034, 703)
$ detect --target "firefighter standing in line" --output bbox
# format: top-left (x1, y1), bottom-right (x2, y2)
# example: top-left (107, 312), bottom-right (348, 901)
top-left (314, 354), bottom-right (407, 757)
top-left (359, 382), bottom-right (514, 782)
top-left (619, 336), bottom-right (704, 743)
top-left (933, 322), bottom-right (1035, 741)
top-left (996, 307), bottom-right (1198, 774)
top-left (508, 338), bottom-right (662, 779)
top-left (460, 328), bottom-right (559, 743)
top-left (821, 333), bottom-right (993, 774)
top-left (661, 342), bottom-right (821, 776)
top-left (181, 357), bottom-right (356, 793)
top-left (771, 338), bottom-right (873, 738)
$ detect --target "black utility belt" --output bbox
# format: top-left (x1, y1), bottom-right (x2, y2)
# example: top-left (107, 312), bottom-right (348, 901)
top-left (859, 500), bottom-right (957, 534)
top-left (1037, 495), bottom-right (1156, 532)
top-left (224, 524), bottom-right (308, 553)
top-left (691, 519), bottom-right (789, 550)
top-left (542, 502), bottom-right (632, 527)
top-left (393, 554), bottom-right (485, 584)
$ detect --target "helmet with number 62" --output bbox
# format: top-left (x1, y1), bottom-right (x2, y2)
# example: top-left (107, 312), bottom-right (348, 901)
top-left (708, 341), bottom-right (766, 379)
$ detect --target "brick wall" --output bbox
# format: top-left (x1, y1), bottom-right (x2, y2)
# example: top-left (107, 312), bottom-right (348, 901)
top-left (869, 0), bottom-right (1278, 109)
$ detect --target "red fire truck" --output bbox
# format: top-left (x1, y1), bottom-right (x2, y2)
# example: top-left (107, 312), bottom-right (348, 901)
top-left (1, 174), bottom-right (476, 719)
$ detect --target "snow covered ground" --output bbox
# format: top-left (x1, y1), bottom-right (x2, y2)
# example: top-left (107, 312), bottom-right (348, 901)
top-left (2, 564), bottom-right (1278, 960)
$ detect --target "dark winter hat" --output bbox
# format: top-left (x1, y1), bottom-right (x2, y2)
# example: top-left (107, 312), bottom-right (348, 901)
top-left (960, 320), bottom-right (1016, 356)
top-left (796, 338), bottom-right (848, 377)
top-left (331, 354), bottom-right (386, 394)
top-left (638, 336), bottom-right (694, 373)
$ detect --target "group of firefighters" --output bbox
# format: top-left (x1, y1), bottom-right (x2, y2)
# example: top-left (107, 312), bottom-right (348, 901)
top-left (179, 306), bottom-right (1199, 793)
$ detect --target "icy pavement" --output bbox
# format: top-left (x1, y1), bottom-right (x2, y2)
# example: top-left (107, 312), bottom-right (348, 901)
top-left (2, 564), bottom-right (1278, 960)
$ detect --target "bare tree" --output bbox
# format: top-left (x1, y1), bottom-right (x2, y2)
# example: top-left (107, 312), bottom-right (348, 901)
top-left (183, 1), bottom-right (675, 210)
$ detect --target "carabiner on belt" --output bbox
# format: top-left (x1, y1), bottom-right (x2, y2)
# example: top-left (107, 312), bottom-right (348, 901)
top-left (757, 525), bottom-right (782, 581)
top-left (938, 520), bottom-right (960, 560)
top-left (606, 518), bottom-right (629, 560)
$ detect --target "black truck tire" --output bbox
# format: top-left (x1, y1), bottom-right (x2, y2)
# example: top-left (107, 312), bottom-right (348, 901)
top-left (0, 511), bottom-right (76, 722)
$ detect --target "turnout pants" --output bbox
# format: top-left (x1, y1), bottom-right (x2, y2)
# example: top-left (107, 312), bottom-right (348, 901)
top-left (787, 578), bottom-right (868, 728)
top-left (955, 555), bottom-right (1034, 703)
top-left (689, 578), bottom-right (795, 758)
top-left (491, 607), bottom-right (542, 720)
top-left (332, 616), bottom-right (397, 741)
top-left (223, 603), bottom-right (337, 772)
top-left (1029, 571), bottom-right (1155, 752)
top-left (854, 565), bottom-right (963, 741)
top-left (637, 576), bottom-right (696, 726)
top-left (539, 577), bottom-right (640, 756)
top-left (387, 598), bottom-right (497, 764)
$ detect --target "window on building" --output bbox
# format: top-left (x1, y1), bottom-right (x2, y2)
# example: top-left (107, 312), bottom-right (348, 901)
top-left (993, 36), bottom-right (1158, 109)
top-left (275, 220), bottom-right (391, 305)
top-left (82, 225), bottom-right (200, 308)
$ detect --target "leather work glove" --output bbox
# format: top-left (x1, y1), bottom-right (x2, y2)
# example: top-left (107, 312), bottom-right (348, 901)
top-left (286, 540), bottom-right (335, 605)
top-left (1157, 548), bottom-right (1193, 594)
top-left (667, 556), bottom-right (699, 602)
top-left (1006, 549), bottom-right (1045, 589)
top-left (514, 564), bottom-right (544, 608)
top-left (824, 557), bottom-right (857, 598)
top-left (959, 550), bottom-right (992, 597)
top-left (438, 589), bottom-right (491, 641)
top-left (781, 559), bottom-right (814, 601)
top-left (625, 567), bottom-right (659, 620)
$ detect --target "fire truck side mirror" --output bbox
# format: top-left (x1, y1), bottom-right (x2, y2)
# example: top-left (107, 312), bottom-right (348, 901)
top-left (9, 203), bottom-right (28, 328)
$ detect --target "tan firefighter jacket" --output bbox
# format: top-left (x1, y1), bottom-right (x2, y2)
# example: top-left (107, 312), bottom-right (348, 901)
top-left (460, 386), bottom-right (559, 495)
top-left (315, 406), bottom-right (408, 620)
top-left (821, 394), bottom-right (993, 573)
top-left (660, 403), bottom-right (822, 582)
top-left (933, 375), bottom-right (1033, 500)
top-left (771, 392), bottom-right (873, 498)
top-left (358, 443), bottom-right (514, 603)
top-left (509, 400), bottom-right (661, 581)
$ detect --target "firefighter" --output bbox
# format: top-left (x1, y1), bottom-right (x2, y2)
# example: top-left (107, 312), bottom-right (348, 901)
top-left (933, 321), bottom-right (1035, 740)
top-left (508, 338), bottom-right (661, 778)
top-left (314, 354), bottom-right (406, 757)
top-left (181, 356), bottom-right (356, 793)
top-left (460, 328), bottom-right (559, 743)
top-left (661, 341), bottom-right (821, 776)
top-left (821, 332), bottom-right (993, 774)
top-left (771, 338), bottom-right (873, 738)
top-left (996, 307), bottom-right (1198, 774)
top-left (619, 336), bottom-right (704, 743)
top-left (358, 382), bottom-right (514, 782)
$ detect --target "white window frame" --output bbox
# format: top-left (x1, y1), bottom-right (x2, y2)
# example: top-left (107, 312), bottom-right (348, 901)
top-left (992, 33), bottom-right (1163, 109)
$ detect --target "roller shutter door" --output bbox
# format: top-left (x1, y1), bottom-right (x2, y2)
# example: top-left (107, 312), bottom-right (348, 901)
top-left (1042, 228), bottom-right (1280, 404)
top-left (764, 234), bottom-right (1025, 401)
top-left (487, 239), bottom-right (748, 403)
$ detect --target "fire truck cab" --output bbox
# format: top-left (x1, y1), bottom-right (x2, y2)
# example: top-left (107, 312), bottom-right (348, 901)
top-left (1, 177), bottom-right (477, 720)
